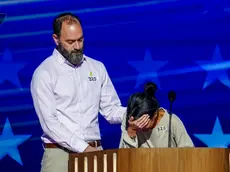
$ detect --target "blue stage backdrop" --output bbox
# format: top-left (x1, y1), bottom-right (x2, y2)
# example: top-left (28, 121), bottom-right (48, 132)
top-left (0, 0), bottom-right (230, 171)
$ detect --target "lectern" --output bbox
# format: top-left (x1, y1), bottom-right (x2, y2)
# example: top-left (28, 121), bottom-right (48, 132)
top-left (68, 148), bottom-right (229, 172)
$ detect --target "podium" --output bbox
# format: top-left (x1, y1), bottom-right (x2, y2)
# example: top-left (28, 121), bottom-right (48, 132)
top-left (68, 148), bottom-right (229, 172)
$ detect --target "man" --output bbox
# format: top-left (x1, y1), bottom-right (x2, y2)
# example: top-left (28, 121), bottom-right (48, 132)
top-left (30, 12), bottom-right (132, 172)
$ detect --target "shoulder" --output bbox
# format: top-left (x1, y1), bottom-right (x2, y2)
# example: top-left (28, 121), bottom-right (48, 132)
top-left (84, 55), bottom-right (106, 70)
top-left (32, 56), bottom-right (53, 82)
top-left (167, 111), bottom-right (186, 129)
top-left (172, 113), bottom-right (183, 124)
top-left (161, 108), bottom-right (184, 125)
top-left (84, 55), bottom-right (109, 80)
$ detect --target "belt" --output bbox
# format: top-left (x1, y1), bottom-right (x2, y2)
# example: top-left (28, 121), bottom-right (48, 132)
top-left (44, 140), bottom-right (101, 152)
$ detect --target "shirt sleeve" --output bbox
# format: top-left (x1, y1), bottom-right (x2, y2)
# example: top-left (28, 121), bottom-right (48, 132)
top-left (119, 112), bottom-right (138, 148)
top-left (99, 63), bottom-right (126, 124)
top-left (171, 114), bottom-right (194, 147)
top-left (30, 68), bottom-right (88, 153)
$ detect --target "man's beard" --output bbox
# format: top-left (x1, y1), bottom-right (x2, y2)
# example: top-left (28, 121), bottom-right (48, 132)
top-left (57, 44), bottom-right (84, 66)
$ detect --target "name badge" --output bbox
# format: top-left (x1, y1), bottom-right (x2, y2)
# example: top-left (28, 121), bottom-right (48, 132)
top-left (157, 126), bottom-right (167, 132)
top-left (88, 71), bottom-right (97, 81)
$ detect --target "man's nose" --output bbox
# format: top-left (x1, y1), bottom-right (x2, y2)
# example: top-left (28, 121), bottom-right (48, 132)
top-left (73, 42), bottom-right (80, 50)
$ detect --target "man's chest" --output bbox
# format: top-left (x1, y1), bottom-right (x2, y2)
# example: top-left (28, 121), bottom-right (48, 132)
top-left (53, 68), bottom-right (102, 104)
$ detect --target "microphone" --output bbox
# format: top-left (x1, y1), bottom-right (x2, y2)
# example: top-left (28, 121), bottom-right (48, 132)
top-left (168, 90), bottom-right (176, 147)
top-left (168, 91), bottom-right (176, 102)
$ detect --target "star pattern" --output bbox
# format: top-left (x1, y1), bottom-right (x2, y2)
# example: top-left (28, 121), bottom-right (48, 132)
top-left (0, 118), bottom-right (32, 165)
top-left (0, 48), bottom-right (26, 88)
top-left (1, 1), bottom-right (230, 171)
top-left (128, 49), bottom-right (168, 89)
top-left (194, 117), bottom-right (230, 148)
top-left (196, 44), bottom-right (230, 89)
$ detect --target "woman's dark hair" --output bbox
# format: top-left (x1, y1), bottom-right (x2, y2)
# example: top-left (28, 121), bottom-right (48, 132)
top-left (126, 82), bottom-right (159, 128)
top-left (144, 81), bottom-right (157, 98)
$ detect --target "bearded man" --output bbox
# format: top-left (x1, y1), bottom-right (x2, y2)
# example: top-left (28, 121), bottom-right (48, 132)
top-left (30, 12), bottom-right (144, 172)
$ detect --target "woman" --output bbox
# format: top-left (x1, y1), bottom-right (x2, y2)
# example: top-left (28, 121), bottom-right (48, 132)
top-left (119, 82), bottom-right (194, 148)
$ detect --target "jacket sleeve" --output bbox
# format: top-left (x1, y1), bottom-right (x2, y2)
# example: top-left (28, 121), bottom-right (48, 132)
top-left (119, 112), bottom-right (138, 148)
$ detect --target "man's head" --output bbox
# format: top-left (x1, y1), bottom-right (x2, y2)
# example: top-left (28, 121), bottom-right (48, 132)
top-left (52, 12), bottom-right (84, 66)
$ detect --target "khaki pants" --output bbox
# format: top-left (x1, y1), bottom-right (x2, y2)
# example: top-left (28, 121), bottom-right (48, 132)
top-left (41, 146), bottom-right (103, 172)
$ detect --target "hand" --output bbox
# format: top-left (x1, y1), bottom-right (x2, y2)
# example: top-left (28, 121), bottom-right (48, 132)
top-left (128, 114), bottom-right (150, 130)
top-left (127, 114), bottom-right (150, 138)
top-left (83, 145), bottom-right (98, 152)
top-left (127, 125), bottom-right (137, 139)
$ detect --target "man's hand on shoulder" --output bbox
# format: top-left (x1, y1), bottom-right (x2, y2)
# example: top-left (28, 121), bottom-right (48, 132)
top-left (83, 145), bottom-right (98, 152)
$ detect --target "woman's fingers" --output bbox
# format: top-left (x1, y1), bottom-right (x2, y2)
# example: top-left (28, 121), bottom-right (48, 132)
top-left (135, 114), bottom-right (150, 129)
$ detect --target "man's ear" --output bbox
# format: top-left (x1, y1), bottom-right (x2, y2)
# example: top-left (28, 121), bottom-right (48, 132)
top-left (52, 34), bottom-right (59, 46)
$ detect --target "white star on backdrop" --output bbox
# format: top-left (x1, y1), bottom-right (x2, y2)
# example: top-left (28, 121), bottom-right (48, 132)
top-left (128, 49), bottom-right (168, 89)
top-left (194, 116), bottom-right (230, 148)
top-left (0, 118), bottom-right (32, 165)
top-left (0, 48), bottom-right (26, 88)
top-left (196, 44), bottom-right (230, 89)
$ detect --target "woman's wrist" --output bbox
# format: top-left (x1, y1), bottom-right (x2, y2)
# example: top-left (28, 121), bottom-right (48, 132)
top-left (127, 126), bottom-right (137, 139)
